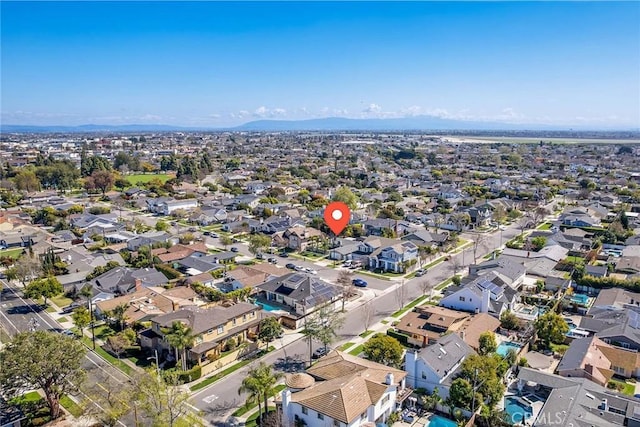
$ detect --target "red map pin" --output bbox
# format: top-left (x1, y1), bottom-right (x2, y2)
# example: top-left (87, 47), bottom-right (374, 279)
top-left (324, 201), bottom-right (350, 235)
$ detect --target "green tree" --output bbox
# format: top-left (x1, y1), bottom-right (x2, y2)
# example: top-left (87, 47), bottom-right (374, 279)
top-left (163, 321), bottom-right (196, 371)
top-left (251, 363), bottom-right (283, 423)
top-left (500, 311), bottom-right (519, 331)
top-left (0, 331), bottom-right (86, 419)
top-left (156, 220), bottom-right (169, 231)
top-left (91, 170), bottom-right (115, 195)
top-left (478, 331), bottom-right (497, 356)
top-left (23, 276), bottom-right (63, 306)
top-left (71, 306), bottom-right (91, 337)
top-left (108, 302), bottom-right (129, 331)
top-left (238, 366), bottom-right (264, 423)
top-left (135, 369), bottom-right (201, 427)
top-left (447, 379), bottom-right (477, 411)
top-left (258, 317), bottom-right (283, 350)
top-left (458, 354), bottom-right (506, 409)
top-left (248, 233), bottom-right (272, 256)
top-left (14, 169), bottom-right (41, 192)
top-left (362, 333), bottom-right (404, 368)
top-left (534, 312), bottom-right (569, 349)
top-left (530, 236), bottom-right (547, 251)
top-left (220, 235), bottom-right (233, 250)
top-left (302, 304), bottom-right (345, 364)
top-left (332, 186), bottom-right (358, 210)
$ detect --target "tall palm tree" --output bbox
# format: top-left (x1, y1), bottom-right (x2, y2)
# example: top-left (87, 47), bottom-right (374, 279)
top-left (111, 302), bottom-right (129, 331)
top-left (238, 368), bottom-right (263, 423)
top-left (163, 321), bottom-right (196, 371)
top-left (254, 363), bottom-right (283, 421)
top-left (238, 363), bottom-right (283, 423)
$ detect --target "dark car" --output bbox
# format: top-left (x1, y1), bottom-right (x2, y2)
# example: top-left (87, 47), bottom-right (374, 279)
top-left (286, 263), bottom-right (296, 270)
top-left (352, 278), bottom-right (368, 287)
top-left (279, 252), bottom-right (289, 258)
top-left (312, 347), bottom-right (330, 359)
top-left (256, 253), bottom-right (264, 260)
top-left (230, 247), bottom-right (239, 253)
top-left (268, 257), bottom-right (277, 264)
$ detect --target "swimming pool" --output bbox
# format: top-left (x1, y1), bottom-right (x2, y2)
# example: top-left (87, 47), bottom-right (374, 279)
top-left (496, 341), bottom-right (522, 357)
top-left (504, 396), bottom-right (533, 425)
top-left (425, 415), bottom-right (458, 427)
top-left (257, 301), bottom-right (285, 312)
top-left (571, 293), bottom-right (589, 304)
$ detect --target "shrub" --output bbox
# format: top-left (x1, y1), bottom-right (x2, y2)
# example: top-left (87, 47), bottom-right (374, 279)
top-left (155, 263), bottom-right (182, 280)
top-left (386, 329), bottom-right (410, 345)
top-left (89, 206), bottom-right (111, 215)
top-left (177, 365), bottom-right (202, 383)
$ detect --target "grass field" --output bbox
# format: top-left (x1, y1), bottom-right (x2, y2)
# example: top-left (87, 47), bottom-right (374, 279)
top-left (0, 248), bottom-right (24, 259)
top-left (392, 294), bottom-right (429, 318)
top-left (339, 342), bottom-right (355, 351)
top-left (60, 395), bottom-right (84, 417)
top-left (126, 173), bottom-right (174, 185)
top-left (348, 344), bottom-right (364, 356)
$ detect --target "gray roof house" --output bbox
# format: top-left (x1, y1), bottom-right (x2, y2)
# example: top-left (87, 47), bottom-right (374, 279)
top-left (80, 266), bottom-right (168, 301)
top-left (580, 308), bottom-right (640, 351)
top-left (516, 367), bottom-right (640, 427)
top-left (404, 334), bottom-right (474, 399)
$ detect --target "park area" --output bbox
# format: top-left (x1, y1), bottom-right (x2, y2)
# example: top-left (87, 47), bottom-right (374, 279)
top-left (125, 173), bottom-right (175, 185)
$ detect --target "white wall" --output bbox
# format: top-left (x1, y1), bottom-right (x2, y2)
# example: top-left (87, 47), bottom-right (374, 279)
top-left (440, 288), bottom-right (483, 313)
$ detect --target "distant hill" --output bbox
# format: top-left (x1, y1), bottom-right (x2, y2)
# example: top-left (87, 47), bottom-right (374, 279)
top-left (2, 116), bottom-right (638, 134)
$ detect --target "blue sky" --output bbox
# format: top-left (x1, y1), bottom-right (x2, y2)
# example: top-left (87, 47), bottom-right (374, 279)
top-left (1, 1), bottom-right (639, 128)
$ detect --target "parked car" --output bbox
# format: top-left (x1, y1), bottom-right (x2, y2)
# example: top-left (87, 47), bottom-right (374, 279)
top-left (415, 268), bottom-right (427, 277)
top-left (312, 347), bottom-right (330, 359)
top-left (304, 268), bottom-right (318, 275)
top-left (294, 265), bottom-right (304, 272)
top-left (188, 227), bottom-right (198, 232)
top-left (352, 278), bottom-right (368, 287)
top-left (286, 263), bottom-right (296, 270)
top-left (256, 253), bottom-right (264, 260)
top-left (62, 302), bottom-right (82, 314)
top-left (279, 252), bottom-right (289, 258)
top-left (267, 257), bottom-right (277, 264)
top-left (203, 231), bottom-right (211, 236)
top-left (230, 247), bottom-right (239, 253)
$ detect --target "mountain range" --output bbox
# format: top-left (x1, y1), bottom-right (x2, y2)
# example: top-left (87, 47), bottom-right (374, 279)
top-left (1, 115), bottom-right (637, 133)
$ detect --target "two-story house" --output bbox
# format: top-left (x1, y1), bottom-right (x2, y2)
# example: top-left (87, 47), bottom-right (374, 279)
top-left (439, 272), bottom-right (519, 317)
top-left (356, 236), bottom-right (418, 273)
top-left (280, 350), bottom-right (408, 427)
top-left (283, 226), bottom-right (325, 252)
top-left (404, 334), bottom-right (474, 399)
top-left (141, 302), bottom-right (261, 366)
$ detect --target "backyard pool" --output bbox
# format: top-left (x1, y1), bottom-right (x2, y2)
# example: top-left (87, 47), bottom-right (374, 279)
top-left (571, 293), bottom-right (590, 305)
top-left (504, 396), bottom-right (533, 425)
top-left (497, 341), bottom-right (522, 357)
top-left (425, 415), bottom-right (458, 427)
top-left (257, 301), bottom-right (285, 312)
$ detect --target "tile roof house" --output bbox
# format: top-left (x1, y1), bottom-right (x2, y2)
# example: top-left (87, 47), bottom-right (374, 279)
top-left (142, 302), bottom-right (261, 366)
top-left (556, 336), bottom-right (615, 386)
top-left (283, 226), bottom-right (325, 252)
top-left (280, 350), bottom-right (408, 427)
top-left (404, 334), bottom-right (474, 399)
top-left (396, 305), bottom-right (470, 347)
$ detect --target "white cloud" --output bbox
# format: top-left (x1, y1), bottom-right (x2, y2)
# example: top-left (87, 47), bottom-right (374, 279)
top-left (271, 108), bottom-right (287, 117)
top-left (362, 103), bottom-right (382, 114)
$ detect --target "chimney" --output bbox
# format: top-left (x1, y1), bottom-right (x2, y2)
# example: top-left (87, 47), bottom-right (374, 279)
top-left (282, 389), bottom-right (292, 420)
top-left (385, 373), bottom-right (394, 385)
top-left (135, 278), bottom-right (143, 291)
top-left (481, 288), bottom-right (490, 313)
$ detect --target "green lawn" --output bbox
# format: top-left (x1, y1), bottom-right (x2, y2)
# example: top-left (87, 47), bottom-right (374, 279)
top-left (608, 379), bottom-right (635, 396)
top-left (232, 386), bottom-right (285, 417)
top-left (381, 319), bottom-right (389, 325)
top-left (359, 330), bottom-right (374, 339)
top-left (60, 395), bottom-right (84, 417)
top-left (357, 270), bottom-right (392, 281)
top-left (93, 324), bottom-right (116, 340)
top-left (190, 359), bottom-right (252, 392)
top-left (244, 406), bottom-right (276, 427)
top-left (422, 257), bottom-right (445, 270)
top-left (537, 222), bottom-right (553, 230)
top-left (339, 342), bottom-right (355, 351)
top-left (435, 278), bottom-right (454, 291)
top-left (392, 295), bottom-right (429, 318)
top-left (81, 337), bottom-right (133, 376)
top-left (0, 247), bottom-right (25, 259)
top-left (51, 294), bottom-right (74, 308)
top-left (126, 173), bottom-right (174, 185)
top-left (58, 316), bottom-right (69, 323)
top-left (45, 305), bottom-right (57, 313)
top-left (348, 344), bottom-right (364, 356)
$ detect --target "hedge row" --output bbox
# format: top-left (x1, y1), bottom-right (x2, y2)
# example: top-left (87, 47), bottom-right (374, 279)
top-left (576, 275), bottom-right (640, 292)
top-left (387, 329), bottom-right (410, 345)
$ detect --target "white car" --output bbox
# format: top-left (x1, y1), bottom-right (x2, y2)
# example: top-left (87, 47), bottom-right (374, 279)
top-left (304, 267), bottom-right (317, 275)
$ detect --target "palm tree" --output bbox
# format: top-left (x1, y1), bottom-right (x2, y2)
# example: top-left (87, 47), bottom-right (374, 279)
top-left (240, 362), bottom-right (283, 423)
top-left (238, 367), bottom-right (263, 423)
top-left (111, 302), bottom-right (129, 331)
top-left (163, 321), bottom-right (196, 371)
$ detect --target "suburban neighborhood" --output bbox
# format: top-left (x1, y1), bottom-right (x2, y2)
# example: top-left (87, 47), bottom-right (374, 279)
top-left (0, 131), bottom-right (640, 427)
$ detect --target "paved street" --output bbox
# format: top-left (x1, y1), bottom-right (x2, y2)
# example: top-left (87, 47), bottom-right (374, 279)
top-left (0, 280), bottom-right (136, 426)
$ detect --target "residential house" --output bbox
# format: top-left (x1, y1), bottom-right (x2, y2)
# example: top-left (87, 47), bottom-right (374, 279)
top-left (363, 219), bottom-right (412, 237)
top-left (468, 258), bottom-right (527, 290)
top-left (217, 264), bottom-right (280, 293)
top-left (284, 226), bottom-right (325, 252)
top-left (404, 334), bottom-right (474, 399)
top-left (516, 367), bottom-right (640, 427)
top-left (94, 286), bottom-right (200, 325)
top-left (192, 207), bottom-right (227, 225)
top-left (280, 350), bottom-right (408, 427)
top-left (580, 308), bottom-right (640, 351)
top-left (142, 302), bottom-right (261, 366)
top-left (396, 306), bottom-right (470, 347)
top-left (464, 206), bottom-right (492, 228)
top-left (80, 266), bottom-right (168, 302)
top-left (146, 197), bottom-right (199, 215)
top-left (355, 236), bottom-right (418, 273)
top-left (126, 231), bottom-right (174, 251)
top-left (440, 272), bottom-right (519, 317)
top-left (559, 208), bottom-right (602, 227)
top-left (256, 272), bottom-right (341, 328)
top-left (401, 230), bottom-right (449, 248)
